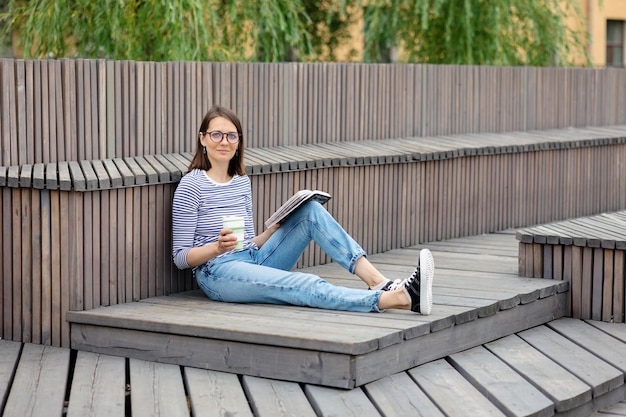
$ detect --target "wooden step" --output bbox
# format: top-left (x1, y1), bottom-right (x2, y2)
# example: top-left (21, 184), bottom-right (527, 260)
top-left (67, 232), bottom-right (567, 389)
top-left (4, 319), bottom-right (626, 416)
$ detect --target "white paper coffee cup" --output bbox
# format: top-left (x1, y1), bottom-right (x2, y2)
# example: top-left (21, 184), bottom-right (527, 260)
top-left (223, 215), bottom-right (245, 250)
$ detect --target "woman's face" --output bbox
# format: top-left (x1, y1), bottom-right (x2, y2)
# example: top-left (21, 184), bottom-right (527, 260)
top-left (200, 116), bottom-right (239, 167)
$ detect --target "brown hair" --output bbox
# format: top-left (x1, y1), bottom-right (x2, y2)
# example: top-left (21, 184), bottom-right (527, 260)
top-left (187, 105), bottom-right (246, 176)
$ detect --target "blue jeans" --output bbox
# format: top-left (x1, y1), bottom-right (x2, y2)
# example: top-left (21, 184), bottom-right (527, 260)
top-left (195, 201), bottom-right (382, 312)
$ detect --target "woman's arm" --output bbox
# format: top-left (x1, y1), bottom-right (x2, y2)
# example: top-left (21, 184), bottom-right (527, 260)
top-left (185, 229), bottom-right (238, 268)
top-left (252, 224), bottom-right (280, 248)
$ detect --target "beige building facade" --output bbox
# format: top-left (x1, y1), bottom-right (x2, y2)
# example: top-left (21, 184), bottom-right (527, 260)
top-left (338, 0), bottom-right (626, 68)
top-left (585, 0), bottom-right (626, 67)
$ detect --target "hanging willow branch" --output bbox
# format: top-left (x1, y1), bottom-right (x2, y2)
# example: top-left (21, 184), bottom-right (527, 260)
top-left (0, 0), bottom-right (316, 61)
top-left (1, 0), bottom-right (590, 65)
top-left (360, 0), bottom-right (591, 66)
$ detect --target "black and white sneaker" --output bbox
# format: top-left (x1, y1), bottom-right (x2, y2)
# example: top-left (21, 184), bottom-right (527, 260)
top-left (405, 249), bottom-right (434, 315)
top-left (379, 279), bottom-right (403, 291)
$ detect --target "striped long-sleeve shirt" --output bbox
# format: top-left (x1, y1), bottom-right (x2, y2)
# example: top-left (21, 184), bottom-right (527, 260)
top-left (171, 169), bottom-right (256, 270)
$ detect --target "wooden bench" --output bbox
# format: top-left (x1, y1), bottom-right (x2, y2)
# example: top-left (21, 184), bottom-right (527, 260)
top-left (516, 210), bottom-right (626, 323)
top-left (2, 126), bottom-right (626, 193)
top-left (2, 125), bottom-right (626, 348)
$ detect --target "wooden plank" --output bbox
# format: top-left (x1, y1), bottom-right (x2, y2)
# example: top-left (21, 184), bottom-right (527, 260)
top-left (305, 384), bottom-right (382, 417)
top-left (143, 154), bottom-right (170, 183)
top-left (242, 376), bottom-right (315, 417)
top-left (582, 247), bottom-right (593, 319)
top-left (134, 156), bottom-right (159, 183)
top-left (21, 188), bottom-right (32, 343)
top-left (185, 368), bottom-right (253, 417)
top-left (107, 190), bottom-right (118, 306)
top-left (570, 246), bottom-right (582, 318)
top-left (602, 249), bottom-right (615, 322)
top-left (615, 250), bottom-right (625, 323)
top-left (60, 191), bottom-right (71, 347)
top-left (124, 188), bottom-right (134, 303)
top-left (518, 325), bottom-right (623, 397)
top-left (102, 159), bottom-right (123, 188)
top-left (111, 158), bottom-right (135, 187)
top-left (122, 157), bottom-right (147, 185)
top-left (160, 153), bottom-right (188, 177)
top-left (18, 164), bottom-right (32, 188)
top-left (364, 372), bottom-right (445, 417)
top-left (66, 352), bottom-right (126, 417)
top-left (57, 161), bottom-right (71, 191)
top-left (40, 190), bottom-right (52, 345)
top-left (78, 160), bottom-right (98, 190)
top-left (154, 185), bottom-right (164, 296)
top-left (448, 345), bottom-right (553, 417)
top-left (139, 187), bottom-right (149, 298)
top-left (519, 242), bottom-right (529, 277)
top-left (543, 244), bottom-right (553, 279)
top-left (30, 189), bottom-right (42, 344)
top-left (142, 291), bottom-right (430, 341)
top-left (153, 154), bottom-right (181, 180)
top-left (68, 161), bottom-right (86, 191)
top-left (3, 344), bottom-right (69, 417)
top-left (99, 190), bottom-right (110, 306)
top-left (113, 188), bottom-right (125, 303)
top-left (67, 301), bottom-right (402, 355)
top-left (548, 318), bottom-right (626, 372)
top-left (11, 189), bottom-right (21, 341)
top-left (76, 60), bottom-right (86, 160)
top-left (6, 165), bottom-right (20, 188)
top-left (74, 325), bottom-right (356, 389)
top-left (51, 60), bottom-right (64, 161)
top-left (485, 334), bottom-right (591, 412)
top-left (83, 192), bottom-right (94, 310)
top-left (0, 340), bottom-right (21, 407)
top-left (532, 243), bottom-right (543, 278)
top-left (129, 359), bottom-right (188, 417)
top-left (408, 359), bottom-right (506, 417)
top-left (90, 159), bottom-right (111, 189)
top-left (147, 186), bottom-right (156, 296)
top-left (132, 187), bottom-right (141, 300)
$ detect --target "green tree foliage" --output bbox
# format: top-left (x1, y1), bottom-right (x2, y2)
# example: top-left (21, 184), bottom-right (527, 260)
top-left (0, 0), bottom-right (313, 61)
top-left (302, 0), bottom-right (356, 61)
top-left (361, 0), bottom-right (590, 66)
top-left (1, 0), bottom-right (590, 65)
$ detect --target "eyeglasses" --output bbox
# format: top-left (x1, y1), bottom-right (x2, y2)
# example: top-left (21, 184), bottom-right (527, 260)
top-left (204, 130), bottom-right (240, 144)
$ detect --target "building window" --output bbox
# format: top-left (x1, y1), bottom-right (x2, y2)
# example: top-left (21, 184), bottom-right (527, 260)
top-left (607, 20), bottom-right (624, 67)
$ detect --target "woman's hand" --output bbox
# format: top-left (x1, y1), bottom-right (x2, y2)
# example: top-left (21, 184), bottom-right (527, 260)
top-left (216, 228), bottom-right (238, 253)
top-left (184, 228), bottom-right (238, 268)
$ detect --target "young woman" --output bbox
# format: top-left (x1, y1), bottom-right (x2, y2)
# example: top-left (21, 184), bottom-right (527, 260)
top-left (172, 105), bottom-right (434, 314)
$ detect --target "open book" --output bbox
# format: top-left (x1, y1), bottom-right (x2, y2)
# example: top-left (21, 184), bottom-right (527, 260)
top-left (265, 189), bottom-right (332, 228)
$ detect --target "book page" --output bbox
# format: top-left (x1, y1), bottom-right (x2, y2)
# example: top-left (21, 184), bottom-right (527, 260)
top-left (265, 189), bottom-right (331, 228)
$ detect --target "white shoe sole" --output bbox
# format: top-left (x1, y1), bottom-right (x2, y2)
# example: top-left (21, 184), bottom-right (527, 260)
top-left (419, 249), bottom-right (434, 315)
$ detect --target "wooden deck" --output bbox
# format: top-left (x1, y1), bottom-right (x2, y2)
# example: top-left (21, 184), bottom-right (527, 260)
top-left (2, 319), bottom-right (626, 417)
top-left (66, 231), bottom-right (567, 389)
top-left (2, 231), bottom-right (626, 416)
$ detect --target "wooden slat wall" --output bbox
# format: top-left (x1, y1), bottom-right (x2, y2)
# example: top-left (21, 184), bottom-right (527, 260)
top-left (519, 241), bottom-right (625, 324)
top-left (1, 185), bottom-right (195, 347)
top-left (517, 210), bottom-right (626, 323)
top-left (2, 142), bottom-right (626, 346)
top-left (2, 59), bottom-right (626, 167)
